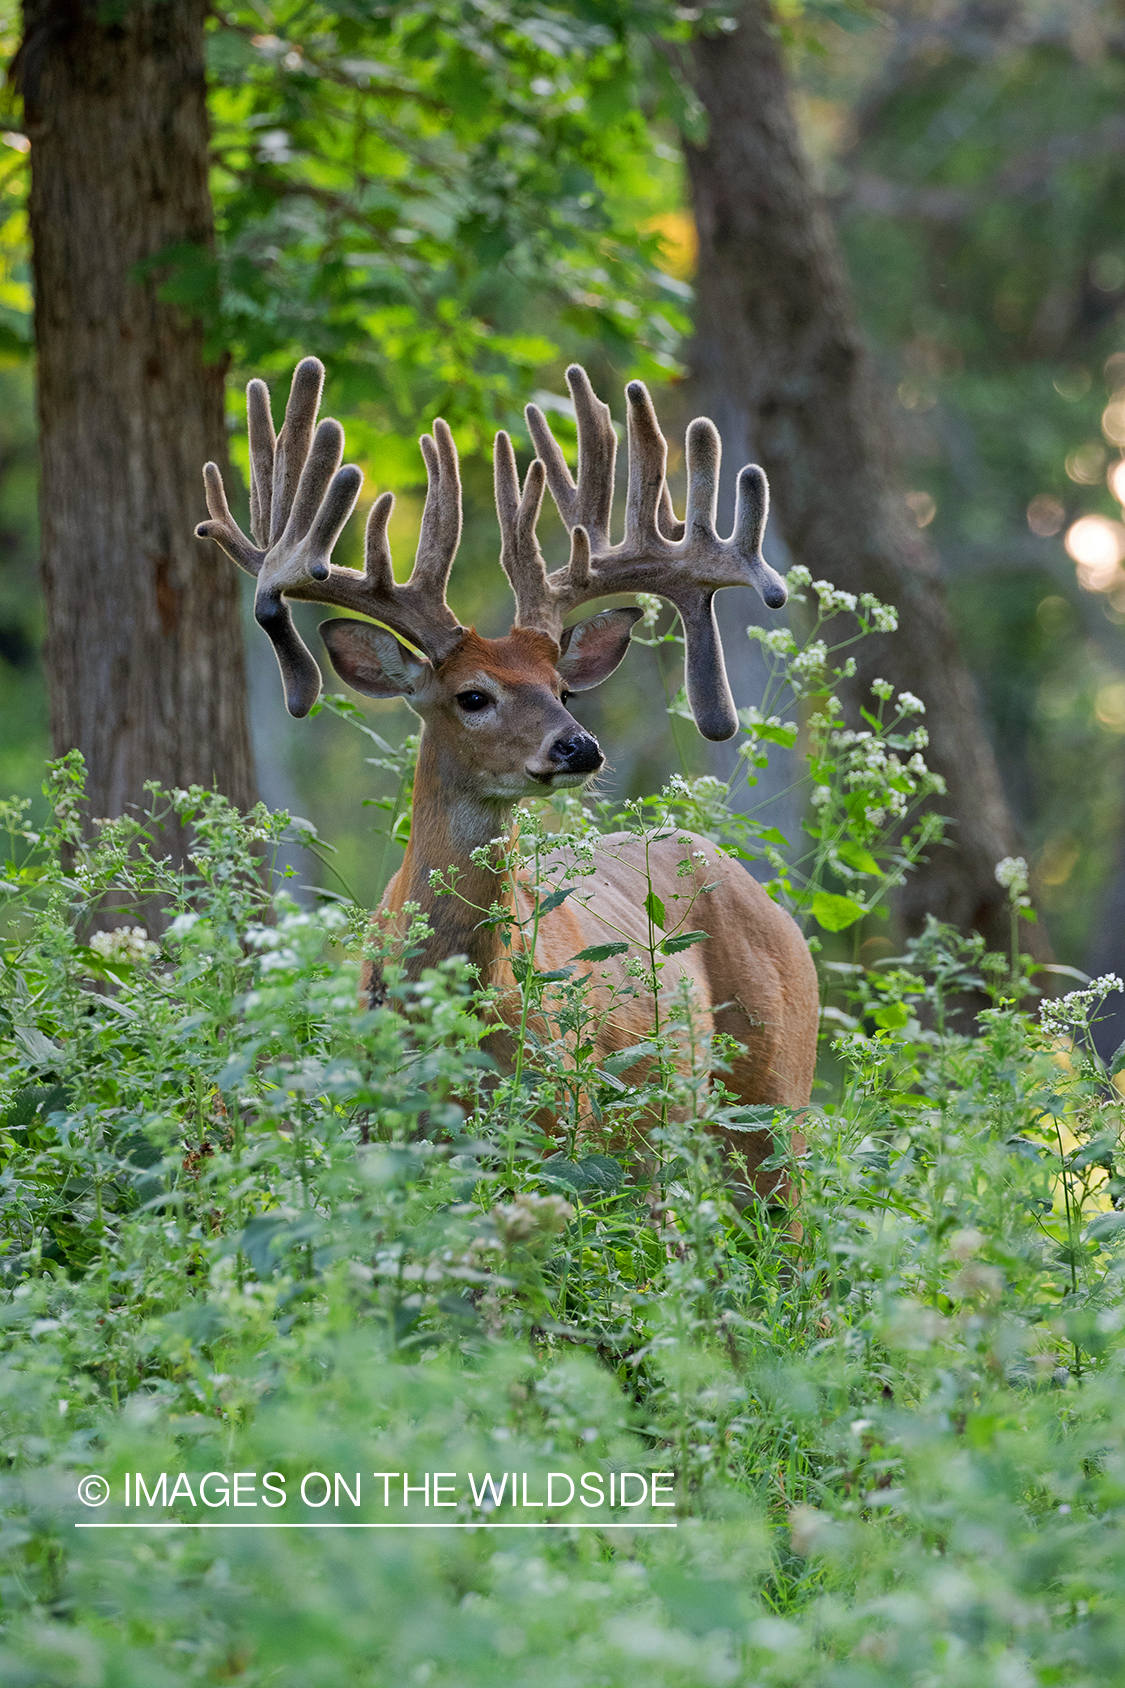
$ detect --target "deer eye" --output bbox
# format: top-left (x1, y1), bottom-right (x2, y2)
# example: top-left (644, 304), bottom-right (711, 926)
top-left (456, 690), bottom-right (491, 713)
top-left (560, 689), bottom-right (572, 705)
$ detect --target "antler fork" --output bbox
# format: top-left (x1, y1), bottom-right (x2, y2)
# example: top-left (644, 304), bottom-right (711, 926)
top-left (493, 366), bottom-right (787, 740)
top-left (196, 357), bottom-right (464, 716)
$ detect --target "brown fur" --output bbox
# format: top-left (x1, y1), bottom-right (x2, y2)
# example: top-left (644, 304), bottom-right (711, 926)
top-left (360, 629), bottom-right (819, 1203)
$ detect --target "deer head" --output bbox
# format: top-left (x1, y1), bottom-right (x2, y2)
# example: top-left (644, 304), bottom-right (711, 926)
top-left (195, 359), bottom-right (787, 795)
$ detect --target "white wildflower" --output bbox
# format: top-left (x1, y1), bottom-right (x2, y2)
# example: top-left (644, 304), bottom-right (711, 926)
top-left (811, 579), bottom-right (858, 615)
top-left (860, 593), bottom-right (898, 632)
top-left (785, 564), bottom-right (812, 590)
top-left (1040, 975), bottom-right (1124, 1036)
top-left (750, 626), bottom-right (797, 658)
top-left (791, 640), bottom-right (828, 680)
top-left (897, 690), bottom-right (925, 716)
top-left (492, 1193), bottom-right (574, 1246)
top-left (90, 926), bottom-right (158, 965)
top-left (994, 856), bottom-right (1029, 899)
top-left (634, 591), bottom-right (662, 629)
top-left (871, 678), bottom-right (893, 701)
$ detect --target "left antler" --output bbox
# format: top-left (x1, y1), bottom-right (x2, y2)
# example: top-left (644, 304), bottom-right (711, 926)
top-left (196, 357), bottom-right (465, 716)
top-left (494, 365), bottom-right (787, 741)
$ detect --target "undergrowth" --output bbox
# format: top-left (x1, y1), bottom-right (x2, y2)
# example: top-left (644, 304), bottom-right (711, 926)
top-left (4, 742), bottom-right (1125, 1687)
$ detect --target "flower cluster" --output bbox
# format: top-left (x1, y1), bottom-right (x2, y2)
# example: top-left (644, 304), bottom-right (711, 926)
top-left (860, 593), bottom-right (898, 633)
top-left (826, 727), bottom-right (945, 828)
top-left (995, 856), bottom-right (1031, 908)
top-left (811, 580), bottom-right (858, 615)
top-left (634, 591), bottom-right (663, 630)
top-left (89, 925), bottom-right (158, 965)
top-left (491, 1193), bottom-right (574, 1247)
top-left (749, 625), bottom-right (797, 659)
top-left (1040, 974), bottom-right (1124, 1037)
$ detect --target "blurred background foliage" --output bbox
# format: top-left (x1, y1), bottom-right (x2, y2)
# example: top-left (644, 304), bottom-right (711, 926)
top-left (2, 0), bottom-right (1125, 960)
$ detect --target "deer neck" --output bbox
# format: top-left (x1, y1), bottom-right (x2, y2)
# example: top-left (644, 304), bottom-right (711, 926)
top-left (380, 730), bottom-right (517, 982)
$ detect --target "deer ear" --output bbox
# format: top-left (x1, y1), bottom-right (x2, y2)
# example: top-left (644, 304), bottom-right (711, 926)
top-left (319, 619), bottom-right (430, 697)
top-left (557, 607), bottom-right (642, 691)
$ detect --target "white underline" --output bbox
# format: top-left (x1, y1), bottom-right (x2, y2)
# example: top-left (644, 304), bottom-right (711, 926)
top-left (75, 1520), bottom-right (677, 1530)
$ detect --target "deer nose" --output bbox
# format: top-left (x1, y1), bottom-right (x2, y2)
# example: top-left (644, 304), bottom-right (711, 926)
top-left (548, 730), bottom-right (603, 774)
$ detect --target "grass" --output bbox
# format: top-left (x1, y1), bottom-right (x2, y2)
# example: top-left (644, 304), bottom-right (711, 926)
top-left (2, 751), bottom-right (1125, 1685)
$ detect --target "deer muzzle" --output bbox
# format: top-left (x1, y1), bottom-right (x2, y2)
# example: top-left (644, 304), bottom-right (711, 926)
top-left (527, 727), bottom-right (604, 783)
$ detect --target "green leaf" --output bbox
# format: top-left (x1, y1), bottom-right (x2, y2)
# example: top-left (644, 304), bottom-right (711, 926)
top-left (660, 930), bottom-right (709, 955)
top-left (541, 1152), bottom-right (625, 1194)
top-left (644, 890), bottom-right (666, 930)
top-left (573, 941), bottom-right (628, 962)
top-left (746, 719), bottom-right (798, 747)
top-left (836, 841), bottom-right (882, 876)
top-left (1071, 1133), bottom-right (1117, 1170)
top-left (537, 886), bottom-right (576, 915)
top-left (603, 1042), bottom-right (658, 1076)
top-left (810, 890), bottom-right (867, 932)
top-left (1087, 1211), bottom-right (1125, 1241)
top-left (873, 1001), bottom-right (910, 1030)
top-left (721, 1104), bottom-right (797, 1134)
top-left (12, 1024), bottom-right (61, 1067)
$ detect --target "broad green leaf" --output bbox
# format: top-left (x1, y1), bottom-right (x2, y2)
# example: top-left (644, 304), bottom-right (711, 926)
top-left (660, 930), bottom-right (709, 955)
top-left (644, 890), bottom-right (666, 930)
top-left (873, 1000), bottom-right (910, 1030)
top-left (836, 841), bottom-right (882, 876)
top-left (750, 720), bottom-right (798, 746)
top-left (1071, 1133), bottom-right (1117, 1170)
top-left (1087, 1211), bottom-right (1125, 1241)
top-left (810, 890), bottom-right (867, 932)
top-left (573, 941), bottom-right (628, 962)
top-left (603, 1042), bottom-right (659, 1076)
top-left (537, 886), bottom-right (576, 915)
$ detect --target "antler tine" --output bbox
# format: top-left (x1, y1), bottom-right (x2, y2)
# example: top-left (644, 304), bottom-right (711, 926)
top-left (246, 379), bottom-right (275, 549)
top-left (494, 430), bottom-right (558, 637)
top-left (525, 363), bottom-right (616, 552)
top-left (623, 378), bottom-right (669, 547)
top-left (269, 357), bottom-right (324, 547)
top-left (414, 419), bottom-right (462, 596)
top-left (683, 416), bottom-right (720, 540)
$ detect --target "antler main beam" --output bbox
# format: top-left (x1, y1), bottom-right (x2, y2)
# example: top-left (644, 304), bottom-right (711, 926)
top-left (494, 366), bottom-right (787, 741)
top-left (196, 357), bottom-right (464, 716)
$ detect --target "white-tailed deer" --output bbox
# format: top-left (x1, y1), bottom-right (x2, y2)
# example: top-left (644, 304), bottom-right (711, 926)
top-left (197, 359), bottom-right (818, 1196)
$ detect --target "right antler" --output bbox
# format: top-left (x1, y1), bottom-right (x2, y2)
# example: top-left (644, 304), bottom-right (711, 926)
top-left (493, 366), bottom-right (787, 740)
top-left (196, 357), bottom-right (465, 716)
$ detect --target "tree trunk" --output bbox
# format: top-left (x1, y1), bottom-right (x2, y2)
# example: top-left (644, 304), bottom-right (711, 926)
top-left (17, 0), bottom-right (256, 837)
top-left (683, 0), bottom-right (1045, 957)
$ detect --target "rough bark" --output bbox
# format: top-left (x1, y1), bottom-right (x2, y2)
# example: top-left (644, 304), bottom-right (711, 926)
top-left (17, 0), bottom-right (256, 837)
top-left (683, 0), bottom-right (1045, 957)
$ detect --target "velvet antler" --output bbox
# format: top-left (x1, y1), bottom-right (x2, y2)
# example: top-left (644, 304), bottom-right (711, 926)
top-left (492, 366), bottom-right (786, 740)
top-left (196, 358), bottom-right (464, 716)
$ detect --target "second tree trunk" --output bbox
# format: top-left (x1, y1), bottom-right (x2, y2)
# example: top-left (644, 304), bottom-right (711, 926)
top-left (684, 0), bottom-right (1041, 956)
